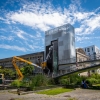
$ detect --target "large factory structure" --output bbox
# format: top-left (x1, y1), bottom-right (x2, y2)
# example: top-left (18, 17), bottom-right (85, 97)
top-left (0, 24), bottom-right (76, 75)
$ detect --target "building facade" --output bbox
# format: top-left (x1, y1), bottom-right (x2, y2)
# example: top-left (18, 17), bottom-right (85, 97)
top-left (45, 24), bottom-right (76, 74)
top-left (83, 45), bottom-right (100, 60)
top-left (83, 45), bottom-right (100, 75)
top-left (0, 51), bottom-right (44, 74)
top-left (76, 48), bottom-right (89, 62)
top-left (75, 48), bottom-right (89, 76)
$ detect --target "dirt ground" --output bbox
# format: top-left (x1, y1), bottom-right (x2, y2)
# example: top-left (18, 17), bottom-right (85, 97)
top-left (0, 88), bottom-right (100, 100)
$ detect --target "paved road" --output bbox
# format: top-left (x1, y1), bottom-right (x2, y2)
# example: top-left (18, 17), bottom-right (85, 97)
top-left (0, 88), bottom-right (100, 100)
top-left (58, 88), bottom-right (100, 100)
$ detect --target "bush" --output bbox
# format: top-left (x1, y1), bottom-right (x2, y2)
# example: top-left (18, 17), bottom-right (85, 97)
top-left (29, 74), bottom-right (49, 90)
top-left (59, 78), bottom-right (70, 85)
top-left (11, 80), bottom-right (21, 88)
top-left (90, 73), bottom-right (100, 79)
top-left (48, 78), bottom-right (55, 85)
top-left (59, 73), bottom-right (86, 86)
top-left (86, 78), bottom-right (98, 86)
top-left (11, 74), bottom-right (53, 90)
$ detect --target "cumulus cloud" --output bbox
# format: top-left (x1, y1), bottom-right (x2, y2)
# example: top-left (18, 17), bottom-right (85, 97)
top-left (6, 0), bottom-right (100, 36)
top-left (6, 1), bottom-right (75, 31)
top-left (1, 0), bottom-right (100, 53)
top-left (7, 11), bottom-right (66, 31)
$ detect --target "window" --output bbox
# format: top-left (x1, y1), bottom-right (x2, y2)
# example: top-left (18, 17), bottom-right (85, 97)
top-left (85, 48), bottom-right (86, 52)
top-left (87, 48), bottom-right (90, 52)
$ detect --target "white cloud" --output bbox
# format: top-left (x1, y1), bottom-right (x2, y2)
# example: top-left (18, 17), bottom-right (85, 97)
top-left (6, 0), bottom-right (100, 36)
top-left (11, 28), bottom-right (44, 42)
top-left (7, 1), bottom-right (74, 31)
top-left (1, 0), bottom-right (100, 53)
top-left (0, 44), bottom-right (27, 52)
top-left (0, 36), bottom-right (14, 41)
top-left (36, 32), bottom-right (42, 38)
top-left (13, 29), bottom-right (27, 40)
top-left (76, 36), bottom-right (90, 42)
top-left (7, 11), bottom-right (67, 31)
top-left (84, 15), bottom-right (100, 32)
top-left (76, 36), bottom-right (100, 42)
top-left (75, 11), bottom-right (100, 35)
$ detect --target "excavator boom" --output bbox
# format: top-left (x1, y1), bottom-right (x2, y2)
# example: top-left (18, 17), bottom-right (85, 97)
top-left (12, 56), bottom-right (41, 81)
top-left (12, 46), bottom-right (53, 81)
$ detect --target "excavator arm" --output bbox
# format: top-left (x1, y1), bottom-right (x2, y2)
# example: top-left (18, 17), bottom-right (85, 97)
top-left (12, 56), bottom-right (41, 81)
top-left (12, 46), bottom-right (53, 81)
top-left (12, 57), bottom-right (23, 81)
top-left (41, 46), bottom-right (53, 70)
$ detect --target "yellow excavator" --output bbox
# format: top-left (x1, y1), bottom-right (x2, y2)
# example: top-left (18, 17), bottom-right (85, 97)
top-left (12, 56), bottom-right (42, 81)
top-left (12, 45), bottom-right (53, 81)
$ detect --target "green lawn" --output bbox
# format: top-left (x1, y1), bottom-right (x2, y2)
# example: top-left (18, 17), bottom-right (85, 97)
top-left (37, 87), bottom-right (74, 95)
top-left (93, 84), bottom-right (100, 86)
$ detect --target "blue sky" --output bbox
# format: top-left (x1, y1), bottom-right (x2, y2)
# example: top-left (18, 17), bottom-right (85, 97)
top-left (0, 0), bottom-right (100, 59)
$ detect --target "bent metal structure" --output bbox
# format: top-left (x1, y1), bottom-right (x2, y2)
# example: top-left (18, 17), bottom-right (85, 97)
top-left (44, 24), bottom-right (100, 78)
top-left (2, 24), bottom-right (100, 80)
top-left (12, 56), bottom-right (42, 81)
top-left (12, 54), bottom-right (100, 80)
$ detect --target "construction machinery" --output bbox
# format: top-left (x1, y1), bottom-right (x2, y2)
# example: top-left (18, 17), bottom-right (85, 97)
top-left (12, 56), bottom-right (42, 81)
top-left (41, 46), bottom-right (53, 69)
top-left (12, 45), bottom-right (53, 81)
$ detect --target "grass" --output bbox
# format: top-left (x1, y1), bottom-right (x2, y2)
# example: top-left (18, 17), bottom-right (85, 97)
top-left (37, 87), bottom-right (74, 95)
top-left (68, 97), bottom-right (78, 100)
top-left (93, 84), bottom-right (100, 86)
top-left (92, 84), bottom-right (100, 90)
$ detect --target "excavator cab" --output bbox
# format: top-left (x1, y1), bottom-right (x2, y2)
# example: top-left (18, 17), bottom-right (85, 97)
top-left (41, 62), bottom-right (47, 69)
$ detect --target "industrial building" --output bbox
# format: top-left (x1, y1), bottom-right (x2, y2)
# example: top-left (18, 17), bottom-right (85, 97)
top-left (0, 51), bottom-right (44, 74)
top-left (0, 24), bottom-right (76, 76)
top-left (45, 24), bottom-right (76, 75)
top-left (2, 24), bottom-right (99, 76)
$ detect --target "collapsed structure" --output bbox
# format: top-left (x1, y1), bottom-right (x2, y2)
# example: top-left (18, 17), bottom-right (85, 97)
top-left (0, 24), bottom-right (76, 76)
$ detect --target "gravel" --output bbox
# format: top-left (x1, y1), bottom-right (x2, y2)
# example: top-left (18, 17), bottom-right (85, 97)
top-left (0, 88), bottom-right (100, 100)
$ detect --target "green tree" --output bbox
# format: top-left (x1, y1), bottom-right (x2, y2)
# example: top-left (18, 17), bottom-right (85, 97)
top-left (0, 68), bottom-right (15, 79)
top-left (20, 64), bottom-right (34, 76)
